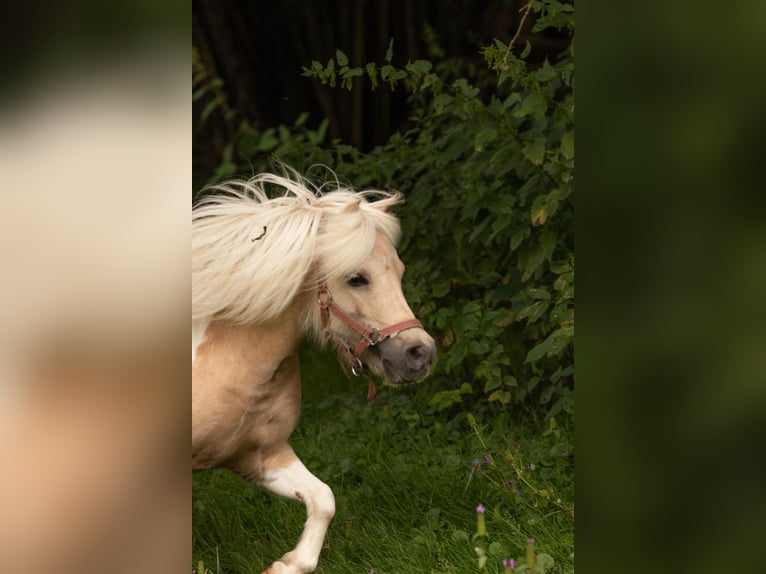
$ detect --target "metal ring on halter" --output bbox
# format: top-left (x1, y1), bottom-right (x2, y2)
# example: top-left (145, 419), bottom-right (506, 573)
top-left (351, 357), bottom-right (364, 377)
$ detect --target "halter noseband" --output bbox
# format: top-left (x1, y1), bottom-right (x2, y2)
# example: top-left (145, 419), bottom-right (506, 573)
top-left (317, 282), bottom-right (423, 380)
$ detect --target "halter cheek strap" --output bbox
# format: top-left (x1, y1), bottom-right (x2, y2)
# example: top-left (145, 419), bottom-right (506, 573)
top-left (317, 282), bottom-right (423, 397)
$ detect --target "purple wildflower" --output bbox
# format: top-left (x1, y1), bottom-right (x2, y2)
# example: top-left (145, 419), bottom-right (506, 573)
top-left (483, 454), bottom-right (492, 465)
top-left (502, 557), bottom-right (516, 572)
top-left (476, 503), bottom-right (486, 514)
top-left (472, 459), bottom-right (480, 468)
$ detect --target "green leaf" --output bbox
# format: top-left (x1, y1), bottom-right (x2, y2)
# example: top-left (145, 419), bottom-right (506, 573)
top-left (406, 59), bottom-right (433, 75)
top-left (520, 40), bottom-right (532, 59)
top-left (468, 217), bottom-right (491, 243)
top-left (200, 99), bottom-right (221, 124)
top-left (209, 162), bottom-right (236, 185)
top-left (470, 341), bottom-right (490, 355)
top-left (550, 259), bottom-right (572, 274)
top-left (365, 62), bottom-right (378, 89)
top-left (488, 390), bottom-right (511, 404)
top-left (432, 281), bottom-right (450, 297)
top-left (510, 225), bottom-right (530, 251)
top-left (429, 390), bottom-right (463, 410)
top-left (475, 127), bottom-right (498, 148)
top-left (525, 327), bottom-right (571, 363)
top-left (523, 138), bottom-right (546, 165)
top-left (335, 49), bottom-right (348, 66)
top-left (307, 118), bottom-right (329, 145)
top-left (515, 92), bottom-right (546, 118)
top-left (484, 378), bottom-right (503, 393)
top-left (520, 242), bottom-right (547, 280)
top-left (540, 228), bottom-right (557, 260)
top-left (449, 338), bottom-right (469, 365)
top-left (433, 93), bottom-right (452, 114)
top-left (256, 129), bottom-right (279, 151)
top-left (551, 365), bottom-right (575, 383)
top-left (390, 69), bottom-right (407, 82)
top-left (385, 38), bottom-right (394, 63)
top-left (503, 92), bottom-right (522, 109)
top-left (540, 384), bottom-right (556, 404)
top-left (528, 287), bottom-right (551, 301)
top-left (453, 78), bottom-right (480, 99)
top-left (192, 86), bottom-right (208, 102)
top-left (221, 143), bottom-right (233, 163)
top-left (561, 130), bottom-right (574, 159)
top-left (525, 341), bottom-right (548, 364)
top-left (530, 193), bottom-right (550, 226)
top-left (516, 300), bottom-right (549, 324)
top-left (420, 72), bottom-right (441, 92)
top-left (339, 66), bottom-right (363, 90)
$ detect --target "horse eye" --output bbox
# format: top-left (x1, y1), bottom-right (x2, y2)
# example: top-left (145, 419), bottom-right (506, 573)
top-left (347, 273), bottom-right (369, 288)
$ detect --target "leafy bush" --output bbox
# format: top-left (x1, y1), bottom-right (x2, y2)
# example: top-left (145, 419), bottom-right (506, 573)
top-left (194, 0), bottom-right (574, 417)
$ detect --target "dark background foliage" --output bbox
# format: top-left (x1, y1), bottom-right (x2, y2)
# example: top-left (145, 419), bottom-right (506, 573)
top-left (193, 0), bottom-right (569, 184)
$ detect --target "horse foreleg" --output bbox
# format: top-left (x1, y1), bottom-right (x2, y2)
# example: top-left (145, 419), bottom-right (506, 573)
top-left (258, 448), bottom-right (335, 574)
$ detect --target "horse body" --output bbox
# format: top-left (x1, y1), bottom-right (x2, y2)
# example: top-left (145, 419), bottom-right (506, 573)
top-left (192, 172), bottom-right (435, 574)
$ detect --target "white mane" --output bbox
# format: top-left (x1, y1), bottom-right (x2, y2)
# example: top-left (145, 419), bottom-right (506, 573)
top-left (192, 169), bottom-right (402, 326)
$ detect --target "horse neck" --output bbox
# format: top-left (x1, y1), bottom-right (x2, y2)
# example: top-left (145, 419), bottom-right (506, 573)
top-left (254, 294), bottom-right (309, 355)
top-left (197, 293), bottom-right (316, 370)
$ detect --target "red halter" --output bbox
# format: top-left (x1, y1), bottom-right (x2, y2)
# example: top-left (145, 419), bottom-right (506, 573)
top-left (317, 282), bottom-right (423, 398)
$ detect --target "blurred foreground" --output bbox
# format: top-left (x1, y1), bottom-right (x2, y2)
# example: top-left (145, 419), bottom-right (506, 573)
top-left (0, 4), bottom-right (189, 573)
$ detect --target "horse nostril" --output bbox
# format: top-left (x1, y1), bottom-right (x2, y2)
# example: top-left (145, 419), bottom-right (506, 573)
top-left (406, 344), bottom-right (431, 368)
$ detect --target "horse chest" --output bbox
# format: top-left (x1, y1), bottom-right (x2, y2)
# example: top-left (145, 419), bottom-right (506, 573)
top-left (192, 335), bottom-right (302, 470)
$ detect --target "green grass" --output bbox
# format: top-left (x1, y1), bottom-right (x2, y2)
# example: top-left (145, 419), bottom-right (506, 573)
top-left (193, 349), bottom-right (574, 574)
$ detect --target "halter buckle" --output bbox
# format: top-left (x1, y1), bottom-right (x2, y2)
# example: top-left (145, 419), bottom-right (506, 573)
top-left (317, 285), bottom-right (331, 307)
top-left (351, 357), bottom-right (364, 377)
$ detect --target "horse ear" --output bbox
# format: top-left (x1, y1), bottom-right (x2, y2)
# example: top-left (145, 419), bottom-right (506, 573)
top-left (342, 198), bottom-right (361, 213)
top-left (375, 192), bottom-right (402, 213)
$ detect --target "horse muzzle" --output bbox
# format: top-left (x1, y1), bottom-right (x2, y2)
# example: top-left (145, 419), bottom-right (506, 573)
top-left (376, 330), bottom-right (436, 383)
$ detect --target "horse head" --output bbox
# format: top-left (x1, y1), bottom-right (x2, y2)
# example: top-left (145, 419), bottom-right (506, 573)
top-left (317, 228), bottom-right (436, 384)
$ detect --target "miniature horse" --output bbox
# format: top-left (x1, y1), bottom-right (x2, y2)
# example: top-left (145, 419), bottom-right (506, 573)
top-left (191, 171), bottom-right (436, 573)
